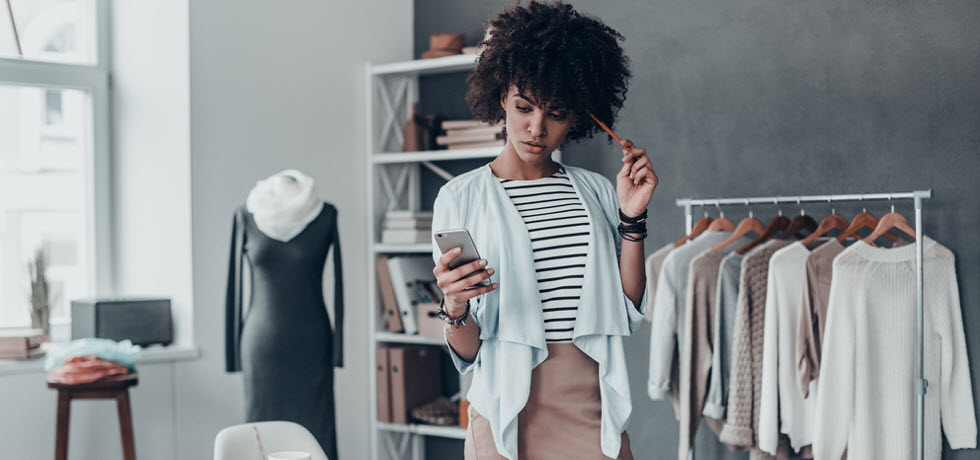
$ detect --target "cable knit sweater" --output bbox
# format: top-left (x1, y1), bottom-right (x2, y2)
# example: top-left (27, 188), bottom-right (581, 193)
top-left (813, 236), bottom-right (976, 460)
top-left (719, 239), bottom-right (792, 459)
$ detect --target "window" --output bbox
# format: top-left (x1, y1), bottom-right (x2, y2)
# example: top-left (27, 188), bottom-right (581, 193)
top-left (0, 0), bottom-right (108, 336)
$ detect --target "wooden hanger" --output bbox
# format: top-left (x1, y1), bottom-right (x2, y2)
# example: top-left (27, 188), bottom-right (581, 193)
top-left (836, 207), bottom-right (900, 244)
top-left (779, 199), bottom-right (817, 240)
top-left (862, 198), bottom-right (916, 245)
top-left (713, 205), bottom-right (765, 252)
top-left (706, 202), bottom-right (735, 232)
top-left (800, 204), bottom-right (849, 246)
top-left (737, 214), bottom-right (790, 255)
top-left (781, 213), bottom-right (818, 240)
top-left (707, 216), bottom-right (735, 232)
top-left (674, 216), bottom-right (713, 247)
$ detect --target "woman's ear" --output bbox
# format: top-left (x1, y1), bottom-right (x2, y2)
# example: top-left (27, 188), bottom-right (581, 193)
top-left (499, 89), bottom-right (507, 111)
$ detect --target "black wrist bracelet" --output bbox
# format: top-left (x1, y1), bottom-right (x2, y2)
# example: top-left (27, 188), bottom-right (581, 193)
top-left (618, 221), bottom-right (648, 242)
top-left (438, 297), bottom-right (469, 328)
top-left (619, 208), bottom-right (648, 224)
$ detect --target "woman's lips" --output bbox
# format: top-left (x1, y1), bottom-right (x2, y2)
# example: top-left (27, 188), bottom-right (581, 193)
top-left (522, 141), bottom-right (546, 153)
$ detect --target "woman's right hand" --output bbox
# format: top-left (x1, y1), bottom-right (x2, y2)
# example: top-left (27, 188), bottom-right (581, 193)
top-left (434, 247), bottom-right (499, 318)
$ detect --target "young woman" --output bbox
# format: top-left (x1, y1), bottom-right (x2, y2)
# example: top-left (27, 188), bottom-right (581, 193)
top-left (431, 2), bottom-right (657, 459)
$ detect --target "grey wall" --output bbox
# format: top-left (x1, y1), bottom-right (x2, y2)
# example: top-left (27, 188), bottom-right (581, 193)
top-left (182, 1), bottom-right (411, 458)
top-left (415, 0), bottom-right (980, 459)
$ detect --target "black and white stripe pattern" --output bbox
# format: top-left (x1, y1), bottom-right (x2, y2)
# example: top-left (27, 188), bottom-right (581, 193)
top-left (500, 166), bottom-right (590, 342)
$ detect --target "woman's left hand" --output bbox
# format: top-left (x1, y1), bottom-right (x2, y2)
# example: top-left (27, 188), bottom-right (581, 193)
top-left (616, 139), bottom-right (658, 218)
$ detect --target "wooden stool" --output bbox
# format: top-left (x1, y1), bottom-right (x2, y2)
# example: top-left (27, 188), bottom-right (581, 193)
top-left (47, 373), bottom-right (138, 460)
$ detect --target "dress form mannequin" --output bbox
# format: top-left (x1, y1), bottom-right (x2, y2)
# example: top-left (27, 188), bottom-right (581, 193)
top-left (226, 170), bottom-right (344, 458)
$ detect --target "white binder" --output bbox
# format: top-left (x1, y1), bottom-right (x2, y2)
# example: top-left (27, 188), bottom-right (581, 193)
top-left (386, 256), bottom-right (437, 335)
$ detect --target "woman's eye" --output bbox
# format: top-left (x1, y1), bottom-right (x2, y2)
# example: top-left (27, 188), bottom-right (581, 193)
top-left (550, 112), bottom-right (567, 120)
top-left (516, 106), bottom-right (531, 113)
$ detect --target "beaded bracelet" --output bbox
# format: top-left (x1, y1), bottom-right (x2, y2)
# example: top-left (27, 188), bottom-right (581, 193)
top-left (438, 297), bottom-right (469, 328)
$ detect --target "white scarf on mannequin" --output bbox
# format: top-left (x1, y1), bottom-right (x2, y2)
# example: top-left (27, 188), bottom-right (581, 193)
top-left (246, 169), bottom-right (324, 242)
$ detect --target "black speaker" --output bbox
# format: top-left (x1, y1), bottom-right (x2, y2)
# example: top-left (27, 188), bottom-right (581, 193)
top-left (71, 298), bottom-right (173, 346)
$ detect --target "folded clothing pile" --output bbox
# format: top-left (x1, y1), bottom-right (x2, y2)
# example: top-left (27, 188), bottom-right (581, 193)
top-left (44, 338), bottom-right (141, 384)
top-left (48, 355), bottom-right (130, 385)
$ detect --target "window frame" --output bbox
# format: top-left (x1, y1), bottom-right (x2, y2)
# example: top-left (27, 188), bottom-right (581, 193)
top-left (0, 0), bottom-right (113, 323)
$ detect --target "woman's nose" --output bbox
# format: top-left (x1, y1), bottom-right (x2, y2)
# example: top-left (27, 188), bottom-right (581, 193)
top-left (527, 113), bottom-right (547, 138)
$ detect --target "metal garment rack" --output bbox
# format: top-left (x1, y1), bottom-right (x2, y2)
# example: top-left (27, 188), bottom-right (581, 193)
top-left (675, 190), bottom-right (932, 460)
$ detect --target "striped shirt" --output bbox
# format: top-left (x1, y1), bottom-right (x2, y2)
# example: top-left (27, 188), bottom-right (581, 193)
top-left (499, 166), bottom-right (590, 342)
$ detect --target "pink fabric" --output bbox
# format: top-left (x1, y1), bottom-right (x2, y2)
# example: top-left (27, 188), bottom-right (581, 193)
top-left (48, 355), bottom-right (129, 385)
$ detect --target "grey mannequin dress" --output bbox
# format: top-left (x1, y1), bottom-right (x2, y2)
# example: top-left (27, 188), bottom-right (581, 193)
top-left (225, 202), bottom-right (344, 459)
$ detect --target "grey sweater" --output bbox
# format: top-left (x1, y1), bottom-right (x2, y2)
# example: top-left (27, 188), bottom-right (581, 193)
top-left (703, 250), bottom-right (746, 420)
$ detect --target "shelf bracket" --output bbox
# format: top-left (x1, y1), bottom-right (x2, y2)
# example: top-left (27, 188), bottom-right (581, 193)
top-left (377, 76), bottom-right (410, 152)
top-left (378, 163), bottom-right (417, 211)
top-left (421, 161), bottom-right (454, 182)
top-left (380, 430), bottom-right (412, 459)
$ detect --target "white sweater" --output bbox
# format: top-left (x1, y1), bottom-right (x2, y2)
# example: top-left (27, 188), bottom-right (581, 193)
top-left (813, 236), bottom-right (977, 460)
top-left (759, 240), bottom-right (826, 454)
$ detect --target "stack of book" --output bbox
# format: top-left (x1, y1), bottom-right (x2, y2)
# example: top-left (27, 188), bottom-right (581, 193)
top-left (436, 120), bottom-right (505, 150)
top-left (0, 328), bottom-right (46, 359)
top-left (381, 210), bottom-right (433, 244)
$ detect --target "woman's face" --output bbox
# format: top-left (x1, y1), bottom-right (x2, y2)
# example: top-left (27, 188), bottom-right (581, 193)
top-left (500, 84), bottom-right (574, 163)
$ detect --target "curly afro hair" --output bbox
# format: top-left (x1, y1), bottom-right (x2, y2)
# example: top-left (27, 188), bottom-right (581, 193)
top-left (466, 1), bottom-right (631, 142)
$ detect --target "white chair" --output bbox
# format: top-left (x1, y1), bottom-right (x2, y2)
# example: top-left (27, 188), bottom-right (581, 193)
top-left (214, 421), bottom-right (329, 460)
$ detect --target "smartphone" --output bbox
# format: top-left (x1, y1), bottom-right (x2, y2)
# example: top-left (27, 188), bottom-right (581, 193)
top-left (434, 228), bottom-right (491, 289)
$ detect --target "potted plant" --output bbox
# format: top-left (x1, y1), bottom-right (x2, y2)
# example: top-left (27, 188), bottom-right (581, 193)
top-left (28, 245), bottom-right (50, 339)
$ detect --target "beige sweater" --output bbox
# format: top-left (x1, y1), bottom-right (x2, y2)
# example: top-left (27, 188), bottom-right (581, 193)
top-left (677, 238), bottom-right (751, 460)
top-left (718, 239), bottom-right (792, 458)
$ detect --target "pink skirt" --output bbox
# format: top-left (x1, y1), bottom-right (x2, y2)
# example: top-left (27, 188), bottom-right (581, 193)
top-left (464, 343), bottom-right (633, 460)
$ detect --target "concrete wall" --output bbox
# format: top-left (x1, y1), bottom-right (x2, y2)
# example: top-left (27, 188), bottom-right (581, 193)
top-left (415, 0), bottom-right (980, 459)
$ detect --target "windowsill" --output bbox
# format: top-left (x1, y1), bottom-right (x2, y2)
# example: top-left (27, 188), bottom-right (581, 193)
top-left (0, 343), bottom-right (200, 377)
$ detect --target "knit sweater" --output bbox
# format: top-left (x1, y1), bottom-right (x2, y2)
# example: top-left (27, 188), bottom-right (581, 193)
top-left (813, 236), bottom-right (976, 460)
top-left (719, 239), bottom-right (792, 458)
top-left (759, 240), bottom-right (829, 455)
top-left (796, 238), bottom-right (910, 398)
top-left (645, 242), bottom-right (675, 322)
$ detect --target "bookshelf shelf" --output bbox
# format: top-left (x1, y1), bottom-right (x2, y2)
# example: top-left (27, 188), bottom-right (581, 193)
top-left (369, 53), bottom-right (478, 76)
top-left (377, 422), bottom-right (467, 440)
top-left (372, 146), bottom-right (501, 164)
top-left (376, 332), bottom-right (444, 346)
top-left (373, 243), bottom-right (432, 254)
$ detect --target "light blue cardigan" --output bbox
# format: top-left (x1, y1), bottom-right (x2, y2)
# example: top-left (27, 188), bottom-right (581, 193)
top-left (430, 162), bottom-right (647, 459)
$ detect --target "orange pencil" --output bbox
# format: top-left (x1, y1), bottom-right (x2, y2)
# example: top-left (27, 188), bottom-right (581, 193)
top-left (586, 110), bottom-right (623, 145)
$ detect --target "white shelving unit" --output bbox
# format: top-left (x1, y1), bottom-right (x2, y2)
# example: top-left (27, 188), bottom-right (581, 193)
top-left (365, 53), bottom-right (482, 460)
top-left (365, 53), bottom-right (561, 460)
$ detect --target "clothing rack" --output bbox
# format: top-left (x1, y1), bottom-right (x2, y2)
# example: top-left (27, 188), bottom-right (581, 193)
top-left (674, 190), bottom-right (932, 460)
